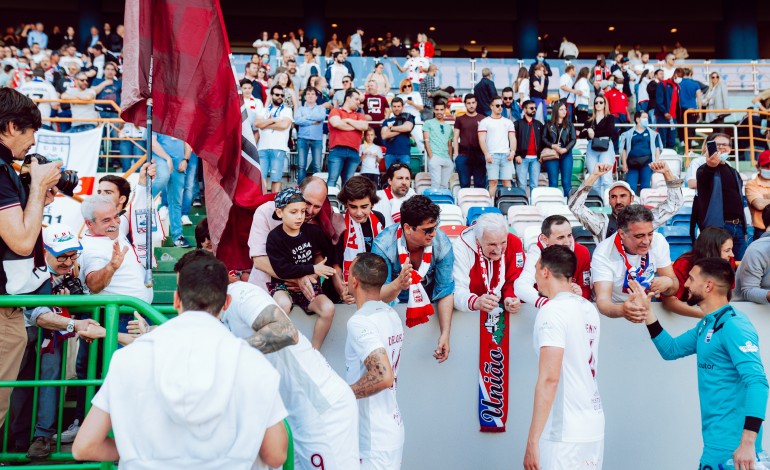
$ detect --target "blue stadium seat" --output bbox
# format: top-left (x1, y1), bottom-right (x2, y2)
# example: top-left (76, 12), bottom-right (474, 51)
top-left (667, 206), bottom-right (692, 228)
top-left (658, 226), bottom-right (692, 259)
top-left (423, 188), bottom-right (455, 205)
top-left (466, 206), bottom-right (502, 226)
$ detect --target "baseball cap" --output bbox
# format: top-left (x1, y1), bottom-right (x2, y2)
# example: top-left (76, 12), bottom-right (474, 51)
top-left (608, 181), bottom-right (636, 197)
top-left (272, 187), bottom-right (306, 220)
top-left (43, 223), bottom-right (82, 255)
top-left (758, 150), bottom-right (770, 168)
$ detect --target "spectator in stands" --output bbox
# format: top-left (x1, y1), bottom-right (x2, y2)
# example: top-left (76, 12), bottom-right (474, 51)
top-left (512, 99), bottom-right (542, 196)
top-left (473, 67), bottom-right (497, 117)
top-left (381, 97), bottom-right (415, 169)
top-left (619, 110), bottom-right (663, 193)
top-left (501, 87), bottom-right (521, 122)
top-left (569, 162), bottom-right (683, 242)
top-left (118, 122), bottom-right (145, 172)
top-left (751, 86), bottom-right (770, 112)
top-left (478, 96), bottom-right (516, 198)
top-left (662, 227), bottom-right (734, 318)
top-left (453, 213), bottom-right (523, 314)
top-left (685, 140), bottom-right (708, 190)
top-left (581, 96), bottom-right (616, 196)
top-left (417, 33), bottom-right (435, 58)
top-left (254, 85), bottom-right (294, 193)
top-left (349, 27), bottom-right (364, 56)
top-left (195, 218), bottom-right (211, 251)
top-left (272, 72), bottom-right (298, 111)
top-left (331, 74), bottom-right (353, 108)
top-left (365, 62), bottom-right (390, 95)
top-left (374, 163), bottom-right (415, 227)
top-left (91, 62), bottom-right (120, 119)
top-left (529, 64), bottom-right (548, 123)
top-left (604, 76), bottom-right (631, 140)
top-left (607, 43), bottom-right (622, 61)
top-left (661, 53), bottom-right (677, 80)
top-left (328, 89), bottom-right (368, 188)
top-left (703, 71), bottom-right (729, 123)
top-left (392, 47), bottom-right (429, 87)
top-left (612, 57), bottom-right (637, 100)
top-left (396, 80), bottom-right (424, 153)
top-left (514, 215), bottom-right (592, 308)
top-left (242, 63), bottom-right (264, 105)
top-left (326, 51), bottom-right (350, 96)
top-left (61, 72), bottom-right (98, 132)
top-left (593, 55), bottom-right (611, 94)
top-left (515, 67), bottom-right (530, 105)
top-left (371, 195), bottom-right (454, 363)
top-left (558, 65), bottom-right (579, 119)
top-left (636, 70), bottom-right (652, 113)
top-left (452, 93), bottom-right (487, 189)
top-left (573, 67), bottom-right (591, 124)
top-left (26, 23), bottom-right (48, 49)
top-left (628, 44), bottom-right (643, 63)
top-left (694, 133), bottom-right (748, 260)
top-left (558, 37), bottom-right (579, 60)
top-left (294, 87), bottom-right (326, 184)
top-left (297, 51), bottom-right (319, 91)
top-left (745, 150), bottom-right (770, 240)
top-left (325, 32), bottom-right (343, 57)
top-left (79, 195), bottom-right (153, 303)
top-left (591, 204), bottom-right (678, 322)
top-left (678, 68), bottom-right (702, 121)
top-left (672, 41), bottom-right (689, 60)
top-left (17, 68), bottom-right (58, 129)
top-left (419, 64), bottom-right (440, 121)
top-left (423, 100), bottom-right (454, 189)
top-left (362, 80), bottom-right (388, 144)
top-left (646, 69), bottom-right (663, 124)
top-left (735, 206), bottom-right (770, 304)
top-left (385, 36), bottom-right (406, 58)
top-left (73, 252), bottom-right (288, 468)
top-left (266, 187), bottom-right (337, 349)
top-left (542, 101), bottom-right (576, 196)
top-left (359, 128), bottom-right (383, 187)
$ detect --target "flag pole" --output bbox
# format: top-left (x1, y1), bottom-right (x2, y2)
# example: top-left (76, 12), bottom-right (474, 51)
top-left (143, 32), bottom-right (154, 287)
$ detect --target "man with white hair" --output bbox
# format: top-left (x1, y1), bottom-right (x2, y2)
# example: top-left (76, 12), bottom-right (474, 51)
top-left (452, 213), bottom-right (524, 432)
top-left (79, 194), bottom-right (153, 304)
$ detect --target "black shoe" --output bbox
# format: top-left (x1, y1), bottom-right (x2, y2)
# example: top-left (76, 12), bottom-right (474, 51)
top-left (26, 436), bottom-right (53, 459)
top-left (192, 198), bottom-right (202, 207)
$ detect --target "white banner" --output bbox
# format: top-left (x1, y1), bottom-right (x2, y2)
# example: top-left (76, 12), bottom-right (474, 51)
top-left (30, 125), bottom-right (103, 232)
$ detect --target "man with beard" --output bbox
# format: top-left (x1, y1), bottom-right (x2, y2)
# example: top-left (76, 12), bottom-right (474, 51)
top-left (568, 162), bottom-right (683, 242)
top-left (373, 163), bottom-right (415, 227)
top-left (640, 258), bottom-right (768, 470)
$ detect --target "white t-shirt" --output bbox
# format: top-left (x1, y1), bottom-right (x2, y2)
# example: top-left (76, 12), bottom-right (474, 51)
top-left (405, 57), bottom-right (429, 84)
top-left (360, 143), bottom-right (383, 174)
top-left (257, 104), bottom-right (293, 152)
top-left (559, 73), bottom-right (575, 101)
top-left (281, 41), bottom-right (298, 57)
top-left (478, 116), bottom-right (515, 154)
top-left (92, 311), bottom-right (286, 470)
top-left (345, 300), bottom-right (405, 457)
top-left (574, 78), bottom-right (591, 107)
top-left (79, 233), bottom-right (153, 304)
top-left (590, 232), bottom-right (672, 302)
top-left (397, 92), bottom-right (423, 120)
top-left (517, 78), bottom-right (530, 102)
top-left (65, 87), bottom-right (99, 125)
top-left (533, 292), bottom-right (604, 443)
top-left (328, 63), bottom-right (348, 90)
top-left (59, 55), bottom-right (84, 70)
top-left (18, 79), bottom-right (58, 120)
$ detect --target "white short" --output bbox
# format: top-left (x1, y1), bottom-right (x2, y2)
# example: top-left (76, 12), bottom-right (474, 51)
top-left (360, 448), bottom-right (403, 470)
top-left (540, 439), bottom-right (604, 470)
top-left (292, 389), bottom-right (360, 470)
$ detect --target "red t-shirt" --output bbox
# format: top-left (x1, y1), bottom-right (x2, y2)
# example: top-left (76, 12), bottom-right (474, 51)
top-left (524, 119), bottom-right (538, 156)
top-left (329, 107), bottom-right (365, 150)
top-left (605, 88), bottom-right (629, 118)
top-left (363, 94), bottom-right (389, 124)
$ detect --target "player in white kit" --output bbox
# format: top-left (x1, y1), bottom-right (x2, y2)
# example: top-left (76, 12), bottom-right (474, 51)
top-left (220, 267), bottom-right (360, 470)
top-left (524, 245), bottom-right (604, 470)
top-left (345, 253), bottom-right (405, 470)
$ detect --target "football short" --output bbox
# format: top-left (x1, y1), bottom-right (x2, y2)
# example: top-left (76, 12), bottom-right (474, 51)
top-left (360, 448), bottom-right (403, 470)
top-left (540, 439), bottom-right (604, 470)
top-left (268, 282), bottom-right (323, 313)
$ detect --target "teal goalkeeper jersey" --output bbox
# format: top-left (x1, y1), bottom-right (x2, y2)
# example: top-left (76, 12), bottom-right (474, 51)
top-left (651, 305), bottom-right (768, 455)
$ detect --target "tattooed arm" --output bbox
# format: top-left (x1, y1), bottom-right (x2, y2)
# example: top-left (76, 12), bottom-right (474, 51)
top-left (246, 305), bottom-right (299, 354)
top-left (351, 348), bottom-right (394, 399)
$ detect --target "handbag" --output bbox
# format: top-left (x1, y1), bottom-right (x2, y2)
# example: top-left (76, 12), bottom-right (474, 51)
top-left (626, 154), bottom-right (651, 169)
top-left (591, 137), bottom-right (610, 152)
top-left (540, 148), bottom-right (559, 161)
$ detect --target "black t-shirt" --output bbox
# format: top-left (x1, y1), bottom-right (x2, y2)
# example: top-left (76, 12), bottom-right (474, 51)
top-left (266, 223), bottom-right (333, 282)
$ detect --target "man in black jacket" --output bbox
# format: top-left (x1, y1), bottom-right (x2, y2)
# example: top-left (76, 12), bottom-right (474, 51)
top-left (473, 68), bottom-right (497, 117)
top-left (514, 100), bottom-right (544, 194)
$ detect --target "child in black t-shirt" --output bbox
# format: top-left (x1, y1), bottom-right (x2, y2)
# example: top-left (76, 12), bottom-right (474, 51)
top-left (266, 187), bottom-right (337, 349)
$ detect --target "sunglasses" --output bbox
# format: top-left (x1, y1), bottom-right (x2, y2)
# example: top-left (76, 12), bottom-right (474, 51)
top-left (526, 107), bottom-right (536, 110)
top-left (711, 75), bottom-right (719, 79)
top-left (403, 84), bottom-right (412, 88)
top-left (503, 97), bottom-right (514, 101)
top-left (229, 269), bottom-right (247, 278)
top-left (492, 104), bottom-right (503, 108)
top-left (595, 101), bottom-right (605, 104)
top-left (55, 252), bottom-right (81, 262)
top-left (413, 224), bottom-right (439, 235)
top-left (342, 80), bottom-right (351, 84)
top-left (272, 93), bottom-right (284, 97)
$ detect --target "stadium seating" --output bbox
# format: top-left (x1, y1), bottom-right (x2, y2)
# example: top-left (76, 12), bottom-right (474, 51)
top-left (327, 186), bottom-right (343, 212)
top-left (466, 206), bottom-right (502, 226)
top-left (495, 187), bottom-right (529, 214)
top-left (659, 153), bottom-right (683, 178)
top-left (507, 206), bottom-right (544, 236)
top-left (415, 172), bottom-right (432, 194)
top-left (572, 226), bottom-right (597, 256)
top-left (567, 187), bottom-right (603, 208)
top-left (667, 206), bottom-right (693, 228)
top-left (423, 188), bottom-right (454, 205)
top-left (640, 188), bottom-right (668, 207)
top-left (438, 204), bottom-right (464, 226)
top-left (540, 203), bottom-right (582, 227)
top-left (658, 226), bottom-right (693, 260)
top-left (523, 225), bottom-right (541, 251)
top-left (531, 187), bottom-right (566, 212)
top-left (440, 224), bottom-right (467, 239)
top-left (457, 188), bottom-right (493, 217)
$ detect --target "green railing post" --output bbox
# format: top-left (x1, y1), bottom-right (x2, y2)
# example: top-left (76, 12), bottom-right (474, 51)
top-left (283, 419), bottom-right (294, 470)
top-left (101, 304), bottom-right (119, 378)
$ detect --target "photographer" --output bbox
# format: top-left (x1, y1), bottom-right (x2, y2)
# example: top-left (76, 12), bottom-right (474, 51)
top-left (9, 224), bottom-right (105, 459)
top-left (0, 88), bottom-right (63, 429)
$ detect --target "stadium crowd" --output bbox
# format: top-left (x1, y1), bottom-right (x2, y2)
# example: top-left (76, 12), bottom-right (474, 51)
top-left (1, 20), bottom-right (770, 470)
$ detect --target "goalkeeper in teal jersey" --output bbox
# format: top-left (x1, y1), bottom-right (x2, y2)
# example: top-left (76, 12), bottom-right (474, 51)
top-left (632, 258), bottom-right (768, 470)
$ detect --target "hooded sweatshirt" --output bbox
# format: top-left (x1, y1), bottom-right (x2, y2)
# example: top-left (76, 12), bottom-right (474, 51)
top-left (91, 311), bottom-right (286, 470)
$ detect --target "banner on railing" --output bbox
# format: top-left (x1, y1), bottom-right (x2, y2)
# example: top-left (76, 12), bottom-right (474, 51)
top-left (31, 125), bottom-right (102, 231)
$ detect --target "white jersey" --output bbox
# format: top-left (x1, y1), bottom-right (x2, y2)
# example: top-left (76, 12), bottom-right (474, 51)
top-left (533, 292), bottom-right (604, 443)
top-left (345, 300), bottom-right (404, 458)
top-left (222, 282), bottom-right (359, 470)
top-left (18, 79), bottom-right (58, 120)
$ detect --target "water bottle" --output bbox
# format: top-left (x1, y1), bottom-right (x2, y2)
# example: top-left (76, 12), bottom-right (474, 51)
top-left (720, 451), bottom-right (770, 469)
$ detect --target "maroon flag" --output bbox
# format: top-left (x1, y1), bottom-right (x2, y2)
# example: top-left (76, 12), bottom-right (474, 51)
top-left (121, 0), bottom-right (263, 264)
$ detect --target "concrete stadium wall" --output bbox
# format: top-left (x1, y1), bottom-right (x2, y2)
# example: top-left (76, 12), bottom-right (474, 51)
top-left (290, 302), bottom-right (770, 470)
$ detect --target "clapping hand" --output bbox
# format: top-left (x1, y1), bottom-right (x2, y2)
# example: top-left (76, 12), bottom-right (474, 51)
top-left (395, 260), bottom-right (413, 291)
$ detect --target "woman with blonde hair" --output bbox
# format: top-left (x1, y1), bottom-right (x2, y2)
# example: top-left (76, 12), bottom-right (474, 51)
top-left (396, 78), bottom-right (425, 152)
top-left (703, 71), bottom-right (729, 123)
top-left (580, 96), bottom-right (616, 195)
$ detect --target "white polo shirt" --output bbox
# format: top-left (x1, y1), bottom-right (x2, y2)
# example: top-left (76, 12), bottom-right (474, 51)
top-left (79, 232), bottom-right (153, 304)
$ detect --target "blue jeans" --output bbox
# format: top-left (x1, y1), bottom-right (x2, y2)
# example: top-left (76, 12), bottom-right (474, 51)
top-left (385, 153), bottom-right (410, 171)
top-left (543, 154), bottom-right (573, 197)
top-left (515, 157), bottom-right (541, 192)
top-left (654, 111), bottom-right (677, 148)
top-left (637, 101), bottom-right (649, 112)
top-left (152, 156), bottom-right (171, 199)
top-left (327, 146), bottom-right (359, 188)
top-left (119, 136), bottom-right (144, 172)
top-left (455, 152), bottom-right (487, 188)
top-left (66, 123), bottom-right (96, 133)
top-left (297, 138), bottom-right (323, 183)
top-left (182, 153), bottom-right (198, 216)
top-left (723, 222), bottom-right (748, 261)
top-left (532, 97), bottom-right (547, 122)
top-left (157, 155), bottom-right (185, 240)
top-left (585, 142), bottom-right (616, 196)
top-left (260, 149), bottom-right (287, 183)
top-left (625, 157), bottom-right (653, 193)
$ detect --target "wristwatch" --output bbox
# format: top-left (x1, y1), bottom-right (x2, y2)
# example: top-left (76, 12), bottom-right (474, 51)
top-left (66, 319), bottom-right (76, 333)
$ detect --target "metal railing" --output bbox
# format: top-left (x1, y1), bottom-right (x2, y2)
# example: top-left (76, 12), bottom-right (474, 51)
top-left (683, 108), bottom-right (770, 165)
top-left (0, 295), bottom-right (293, 469)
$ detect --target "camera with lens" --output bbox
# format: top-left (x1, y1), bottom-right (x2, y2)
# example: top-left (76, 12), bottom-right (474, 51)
top-left (52, 274), bottom-right (85, 295)
top-left (19, 154), bottom-right (79, 197)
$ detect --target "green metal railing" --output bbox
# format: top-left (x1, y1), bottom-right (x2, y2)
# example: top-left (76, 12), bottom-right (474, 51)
top-left (0, 295), bottom-right (293, 469)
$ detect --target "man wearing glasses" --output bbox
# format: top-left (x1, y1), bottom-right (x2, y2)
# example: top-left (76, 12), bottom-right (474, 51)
top-left (61, 72), bottom-right (98, 133)
top-left (254, 85), bottom-right (294, 194)
top-left (480, 96), bottom-right (517, 198)
top-left (372, 195), bottom-right (455, 364)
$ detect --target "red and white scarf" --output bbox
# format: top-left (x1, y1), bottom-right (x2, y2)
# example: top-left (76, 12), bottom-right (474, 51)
top-left (397, 227), bottom-right (434, 327)
top-left (342, 211), bottom-right (382, 282)
top-left (384, 187), bottom-right (406, 224)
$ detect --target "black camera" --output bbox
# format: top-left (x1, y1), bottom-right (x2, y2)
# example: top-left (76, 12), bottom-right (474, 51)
top-left (52, 275), bottom-right (85, 295)
top-left (19, 154), bottom-right (79, 197)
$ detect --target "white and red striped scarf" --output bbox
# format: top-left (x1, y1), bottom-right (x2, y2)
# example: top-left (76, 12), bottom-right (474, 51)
top-left (342, 211), bottom-right (382, 282)
top-left (384, 187), bottom-right (406, 224)
top-left (397, 227), bottom-right (434, 327)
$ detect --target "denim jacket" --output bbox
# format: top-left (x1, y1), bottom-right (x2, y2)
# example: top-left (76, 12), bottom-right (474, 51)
top-left (371, 223), bottom-right (455, 304)
top-left (294, 105), bottom-right (327, 141)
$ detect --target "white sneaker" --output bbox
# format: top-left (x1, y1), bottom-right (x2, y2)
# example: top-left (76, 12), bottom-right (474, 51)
top-left (181, 215), bottom-right (193, 226)
top-left (55, 419), bottom-right (80, 444)
top-left (158, 206), bottom-right (168, 221)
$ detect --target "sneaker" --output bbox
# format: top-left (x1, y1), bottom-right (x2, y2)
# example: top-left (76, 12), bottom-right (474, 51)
top-left (54, 419), bottom-right (80, 444)
top-left (158, 206), bottom-right (169, 221)
top-left (181, 215), bottom-right (193, 226)
top-left (192, 198), bottom-right (202, 207)
top-left (26, 436), bottom-right (54, 459)
top-left (174, 236), bottom-right (192, 248)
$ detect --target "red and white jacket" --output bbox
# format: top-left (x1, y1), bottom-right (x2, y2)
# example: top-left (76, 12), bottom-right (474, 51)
top-left (513, 236), bottom-right (593, 308)
top-left (452, 227), bottom-right (525, 312)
